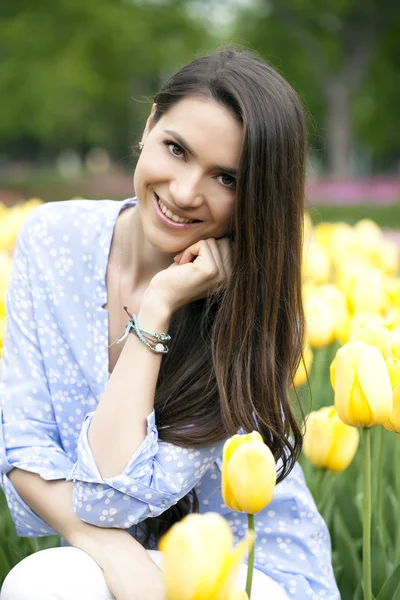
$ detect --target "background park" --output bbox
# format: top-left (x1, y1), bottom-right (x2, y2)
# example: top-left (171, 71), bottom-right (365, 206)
top-left (0, 1), bottom-right (400, 598)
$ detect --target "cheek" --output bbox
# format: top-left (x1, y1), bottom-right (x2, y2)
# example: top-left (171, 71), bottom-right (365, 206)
top-left (133, 149), bottom-right (170, 191)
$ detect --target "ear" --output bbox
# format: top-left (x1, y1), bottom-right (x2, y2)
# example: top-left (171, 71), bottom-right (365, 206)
top-left (141, 103), bottom-right (157, 145)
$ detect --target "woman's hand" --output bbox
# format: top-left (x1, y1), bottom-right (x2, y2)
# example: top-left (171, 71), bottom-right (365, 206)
top-left (101, 545), bottom-right (165, 600)
top-left (146, 237), bottom-right (234, 314)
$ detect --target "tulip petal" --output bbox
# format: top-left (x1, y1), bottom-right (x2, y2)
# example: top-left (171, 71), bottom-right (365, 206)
top-left (216, 532), bottom-right (255, 600)
top-left (357, 345), bottom-right (393, 426)
top-left (222, 434), bottom-right (263, 512)
top-left (160, 513), bottom-right (233, 600)
top-left (222, 436), bottom-right (247, 512)
top-left (347, 377), bottom-right (374, 428)
top-left (226, 442), bottom-right (276, 513)
top-left (227, 586), bottom-right (249, 600)
top-left (334, 343), bottom-right (364, 425)
top-left (303, 409), bottom-right (335, 468)
top-left (327, 416), bottom-right (359, 472)
top-left (386, 359), bottom-right (400, 389)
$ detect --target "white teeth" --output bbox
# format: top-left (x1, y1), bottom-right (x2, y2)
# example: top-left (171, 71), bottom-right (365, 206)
top-left (157, 196), bottom-right (194, 224)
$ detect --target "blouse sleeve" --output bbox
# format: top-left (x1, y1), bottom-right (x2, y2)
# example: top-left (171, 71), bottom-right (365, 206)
top-left (0, 216), bottom-right (75, 537)
top-left (66, 413), bottom-right (225, 528)
top-left (0, 208), bottom-right (225, 535)
top-left (196, 460), bottom-right (341, 600)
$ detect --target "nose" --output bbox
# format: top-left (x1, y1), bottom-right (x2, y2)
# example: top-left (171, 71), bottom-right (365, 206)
top-left (169, 170), bottom-right (204, 209)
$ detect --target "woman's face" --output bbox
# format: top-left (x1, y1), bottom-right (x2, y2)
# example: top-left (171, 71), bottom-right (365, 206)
top-left (133, 96), bottom-right (243, 254)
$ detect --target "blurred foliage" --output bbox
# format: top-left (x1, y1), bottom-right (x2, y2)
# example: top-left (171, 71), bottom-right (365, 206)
top-left (230, 0), bottom-right (400, 169)
top-left (0, 0), bottom-right (399, 171)
top-left (0, 0), bottom-right (212, 156)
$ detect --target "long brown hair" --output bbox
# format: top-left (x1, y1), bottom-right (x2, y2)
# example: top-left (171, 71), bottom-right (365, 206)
top-left (139, 47), bottom-right (307, 546)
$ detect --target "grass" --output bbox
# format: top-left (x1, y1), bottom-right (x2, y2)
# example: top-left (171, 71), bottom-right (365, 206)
top-left (308, 203), bottom-right (400, 228)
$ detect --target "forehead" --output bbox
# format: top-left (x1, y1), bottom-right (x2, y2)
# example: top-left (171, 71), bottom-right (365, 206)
top-left (156, 96), bottom-right (243, 163)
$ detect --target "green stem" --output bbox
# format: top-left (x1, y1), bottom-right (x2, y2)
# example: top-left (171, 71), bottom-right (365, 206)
top-left (376, 426), bottom-right (385, 538)
top-left (363, 428), bottom-right (372, 600)
top-left (246, 514), bottom-right (255, 598)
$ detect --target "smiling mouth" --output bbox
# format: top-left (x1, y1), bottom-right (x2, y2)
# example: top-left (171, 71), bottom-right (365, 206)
top-left (155, 193), bottom-right (201, 224)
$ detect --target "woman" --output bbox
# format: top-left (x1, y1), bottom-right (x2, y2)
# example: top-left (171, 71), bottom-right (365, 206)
top-left (0, 49), bottom-right (340, 599)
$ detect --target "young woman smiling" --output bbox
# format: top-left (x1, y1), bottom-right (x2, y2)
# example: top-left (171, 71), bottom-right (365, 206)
top-left (0, 49), bottom-right (340, 599)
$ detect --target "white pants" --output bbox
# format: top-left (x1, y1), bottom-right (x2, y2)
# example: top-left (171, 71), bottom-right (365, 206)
top-left (0, 547), bottom-right (289, 599)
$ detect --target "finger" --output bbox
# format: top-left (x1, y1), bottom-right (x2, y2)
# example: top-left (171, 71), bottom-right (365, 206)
top-left (205, 238), bottom-right (226, 278)
top-left (217, 238), bottom-right (234, 278)
top-left (178, 240), bottom-right (219, 278)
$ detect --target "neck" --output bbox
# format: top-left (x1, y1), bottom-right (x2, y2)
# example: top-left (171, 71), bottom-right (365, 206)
top-left (121, 205), bottom-right (174, 295)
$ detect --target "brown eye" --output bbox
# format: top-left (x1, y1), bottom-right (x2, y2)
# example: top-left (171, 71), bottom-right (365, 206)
top-left (218, 174), bottom-right (236, 189)
top-left (164, 141), bottom-right (184, 158)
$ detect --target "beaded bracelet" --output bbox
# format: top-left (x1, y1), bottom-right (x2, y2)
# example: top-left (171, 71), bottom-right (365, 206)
top-left (115, 306), bottom-right (171, 354)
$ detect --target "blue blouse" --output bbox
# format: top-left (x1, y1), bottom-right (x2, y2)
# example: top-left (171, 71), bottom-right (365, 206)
top-left (0, 198), bottom-right (340, 599)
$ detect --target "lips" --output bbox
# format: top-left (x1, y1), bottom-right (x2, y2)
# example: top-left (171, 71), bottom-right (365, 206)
top-left (154, 193), bottom-right (200, 223)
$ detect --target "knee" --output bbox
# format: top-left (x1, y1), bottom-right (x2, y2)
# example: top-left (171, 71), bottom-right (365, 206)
top-left (0, 547), bottom-right (113, 600)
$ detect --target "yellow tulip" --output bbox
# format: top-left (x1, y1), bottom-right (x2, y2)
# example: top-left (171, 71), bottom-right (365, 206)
top-left (303, 406), bottom-right (359, 472)
top-left (388, 328), bottom-right (400, 360)
top-left (302, 240), bottom-right (331, 283)
top-left (348, 312), bottom-right (386, 338)
top-left (330, 223), bottom-right (358, 265)
top-left (347, 268), bottom-right (387, 314)
top-left (318, 284), bottom-right (350, 344)
top-left (314, 222), bottom-right (336, 252)
top-left (159, 512), bottom-right (254, 600)
top-left (304, 288), bottom-right (335, 348)
top-left (384, 308), bottom-right (400, 331)
top-left (336, 258), bottom-right (372, 295)
top-left (293, 344), bottom-right (313, 387)
top-left (222, 432), bottom-right (276, 514)
top-left (377, 241), bottom-right (399, 276)
top-left (382, 359), bottom-right (400, 433)
top-left (228, 588), bottom-right (248, 600)
top-left (385, 279), bottom-right (400, 310)
top-left (331, 341), bottom-right (392, 427)
top-left (350, 325), bottom-right (392, 359)
top-left (354, 219), bottom-right (384, 260)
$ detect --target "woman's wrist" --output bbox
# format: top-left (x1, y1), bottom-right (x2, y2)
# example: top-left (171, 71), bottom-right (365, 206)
top-left (139, 289), bottom-right (173, 330)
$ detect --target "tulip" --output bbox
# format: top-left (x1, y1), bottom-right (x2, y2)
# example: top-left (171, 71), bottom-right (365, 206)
top-left (348, 312), bottom-right (386, 339)
top-left (384, 308), bottom-right (400, 331)
top-left (304, 288), bottom-right (335, 348)
top-left (159, 512), bottom-right (254, 600)
top-left (222, 432), bottom-right (276, 514)
top-left (385, 280), bottom-right (400, 311)
top-left (377, 240), bottom-right (399, 276)
top-left (354, 219), bottom-right (384, 261)
top-left (388, 328), bottom-right (400, 360)
top-left (221, 432), bottom-right (276, 597)
top-left (350, 325), bottom-right (392, 360)
top-left (302, 240), bottom-right (331, 283)
top-left (331, 341), bottom-right (392, 428)
top-left (318, 284), bottom-right (349, 344)
top-left (303, 406), bottom-right (359, 472)
top-left (383, 359), bottom-right (400, 433)
top-left (330, 223), bottom-right (357, 264)
top-left (347, 268), bottom-right (387, 315)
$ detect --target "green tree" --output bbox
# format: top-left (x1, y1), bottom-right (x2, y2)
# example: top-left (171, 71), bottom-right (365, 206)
top-left (231, 0), bottom-right (400, 176)
top-left (0, 0), bottom-right (212, 157)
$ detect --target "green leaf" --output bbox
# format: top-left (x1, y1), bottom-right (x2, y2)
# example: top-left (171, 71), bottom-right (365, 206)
top-left (376, 564), bottom-right (400, 600)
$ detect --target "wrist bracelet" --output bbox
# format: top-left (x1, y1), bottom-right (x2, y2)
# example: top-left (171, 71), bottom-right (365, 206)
top-left (114, 306), bottom-right (171, 354)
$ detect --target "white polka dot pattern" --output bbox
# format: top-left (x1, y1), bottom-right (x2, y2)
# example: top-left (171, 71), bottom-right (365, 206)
top-left (0, 199), bottom-right (340, 599)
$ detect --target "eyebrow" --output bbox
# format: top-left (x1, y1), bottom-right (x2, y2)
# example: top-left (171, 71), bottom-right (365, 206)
top-left (163, 129), bottom-right (238, 176)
